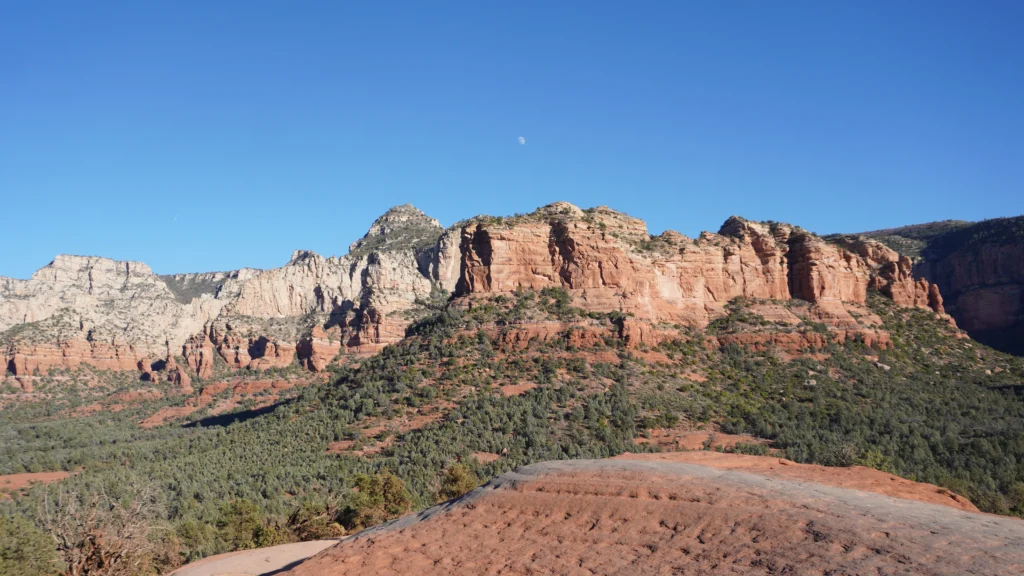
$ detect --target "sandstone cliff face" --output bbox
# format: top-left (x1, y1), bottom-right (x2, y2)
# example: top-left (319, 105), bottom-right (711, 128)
top-left (431, 226), bottom-right (463, 293)
top-left (829, 237), bottom-right (943, 313)
top-left (297, 326), bottom-right (343, 372)
top-left (858, 216), bottom-right (1023, 354)
top-left (0, 256), bottom-right (240, 377)
top-left (910, 242), bottom-right (1024, 355)
top-left (2, 203), bottom-right (952, 381)
top-left (455, 207), bottom-right (793, 327)
top-left (0, 256), bottom-right (216, 342)
top-left (453, 205), bottom-right (945, 331)
top-left (917, 243), bottom-right (1024, 332)
top-left (193, 206), bottom-right (442, 373)
top-left (1, 206), bottom-right (443, 379)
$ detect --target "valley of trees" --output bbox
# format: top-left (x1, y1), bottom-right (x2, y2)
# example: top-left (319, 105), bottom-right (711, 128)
top-left (1, 287), bottom-right (1022, 574)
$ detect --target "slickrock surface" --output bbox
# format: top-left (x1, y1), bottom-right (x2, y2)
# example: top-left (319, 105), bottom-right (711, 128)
top-left (614, 452), bottom-right (978, 511)
top-left (287, 454), bottom-right (1023, 576)
top-left (170, 540), bottom-right (340, 576)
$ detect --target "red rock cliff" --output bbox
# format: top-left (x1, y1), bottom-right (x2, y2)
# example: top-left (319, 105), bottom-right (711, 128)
top-left (453, 203), bottom-right (945, 329)
top-left (2, 203), bottom-right (953, 381)
top-left (919, 243), bottom-right (1023, 333)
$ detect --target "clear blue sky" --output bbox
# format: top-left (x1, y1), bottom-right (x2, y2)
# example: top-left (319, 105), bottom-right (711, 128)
top-left (2, 2), bottom-right (1022, 278)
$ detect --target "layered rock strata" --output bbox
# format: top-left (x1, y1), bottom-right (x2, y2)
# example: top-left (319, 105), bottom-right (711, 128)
top-left (453, 205), bottom-right (945, 331)
top-left (856, 216), bottom-right (1023, 354)
top-left (918, 240), bottom-right (1024, 353)
top-left (2, 202), bottom-right (950, 381)
top-left (2, 205), bottom-right (442, 378)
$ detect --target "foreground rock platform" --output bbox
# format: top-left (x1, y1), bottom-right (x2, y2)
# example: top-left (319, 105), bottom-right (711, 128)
top-left (286, 453), bottom-right (1023, 576)
top-left (169, 540), bottom-right (340, 576)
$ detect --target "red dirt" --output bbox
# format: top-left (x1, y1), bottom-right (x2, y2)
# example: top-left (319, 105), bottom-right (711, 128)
top-left (472, 451), bottom-right (501, 464)
top-left (287, 455), bottom-right (1021, 575)
top-left (111, 389), bottom-right (163, 403)
top-left (634, 430), bottom-right (767, 452)
top-left (588, 350), bottom-right (622, 363)
top-left (327, 410), bottom-right (448, 457)
top-left (632, 349), bottom-right (673, 364)
top-left (326, 440), bottom-right (356, 454)
top-left (139, 406), bottom-right (198, 429)
top-left (0, 471), bottom-right (71, 495)
top-left (137, 377), bottom-right (316, 429)
top-left (499, 382), bottom-right (537, 397)
top-left (71, 403), bottom-right (106, 417)
top-left (69, 388), bottom-right (165, 417)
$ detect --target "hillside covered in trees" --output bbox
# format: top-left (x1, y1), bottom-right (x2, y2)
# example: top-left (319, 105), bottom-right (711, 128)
top-left (0, 286), bottom-right (1023, 573)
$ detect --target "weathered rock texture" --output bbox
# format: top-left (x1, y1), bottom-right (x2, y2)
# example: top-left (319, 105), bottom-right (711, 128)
top-left (857, 215), bottom-right (1024, 354)
top-left (453, 204), bottom-right (945, 332)
top-left (286, 455), bottom-right (1023, 576)
top-left (0, 257), bottom-right (247, 377)
top-left (1, 206), bottom-right (443, 378)
top-left (913, 242), bottom-right (1024, 353)
top-left (2, 203), bottom-right (951, 380)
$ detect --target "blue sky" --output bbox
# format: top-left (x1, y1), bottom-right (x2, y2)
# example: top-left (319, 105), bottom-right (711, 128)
top-left (2, 2), bottom-right (1022, 278)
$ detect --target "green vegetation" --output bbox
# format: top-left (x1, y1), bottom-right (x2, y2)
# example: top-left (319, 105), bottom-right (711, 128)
top-left (851, 219), bottom-right (972, 257)
top-left (862, 216), bottom-right (1024, 260)
top-left (847, 216), bottom-right (1024, 262)
top-left (215, 499), bottom-right (290, 551)
top-left (346, 205), bottom-right (441, 260)
top-left (0, 515), bottom-right (61, 576)
top-left (708, 296), bottom-right (1024, 514)
top-left (1, 287), bottom-right (1023, 572)
top-left (705, 297), bottom-right (775, 334)
top-left (436, 464), bottom-right (480, 502)
top-left (158, 274), bottom-right (229, 305)
top-left (338, 471), bottom-right (412, 530)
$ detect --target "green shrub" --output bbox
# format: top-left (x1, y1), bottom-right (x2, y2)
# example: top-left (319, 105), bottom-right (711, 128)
top-left (216, 499), bottom-right (291, 551)
top-left (437, 464), bottom-right (480, 502)
top-left (0, 515), bottom-right (60, 576)
top-left (340, 472), bottom-right (412, 531)
top-left (286, 498), bottom-right (346, 541)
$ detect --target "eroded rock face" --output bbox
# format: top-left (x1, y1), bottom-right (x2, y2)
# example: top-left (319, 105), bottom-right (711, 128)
top-left (183, 333), bottom-right (216, 380)
top-left (453, 207), bottom-right (946, 329)
top-left (456, 211), bottom-right (792, 326)
top-left (919, 243), bottom-right (1024, 332)
top-left (8, 339), bottom-right (141, 375)
top-left (854, 216), bottom-right (1023, 354)
top-left (785, 232), bottom-right (871, 306)
top-left (831, 236), bottom-right (945, 313)
top-left (1, 203), bottom-right (952, 381)
top-left (203, 208), bottom-right (441, 369)
top-left (0, 256), bottom-right (240, 375)
top-left (1, 206), bottom-right (444, 379)
top-left (297, 326), bottom-right (342, 372)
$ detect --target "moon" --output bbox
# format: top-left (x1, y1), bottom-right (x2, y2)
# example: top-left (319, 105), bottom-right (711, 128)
top-left (518, 136), bottom-right (526, 145)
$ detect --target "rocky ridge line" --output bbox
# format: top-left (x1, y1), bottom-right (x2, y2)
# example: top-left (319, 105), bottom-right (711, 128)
top-left (855, 216), bottom-right (1024, 355)
top-left (1, 203), bottom-right (950, 388)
